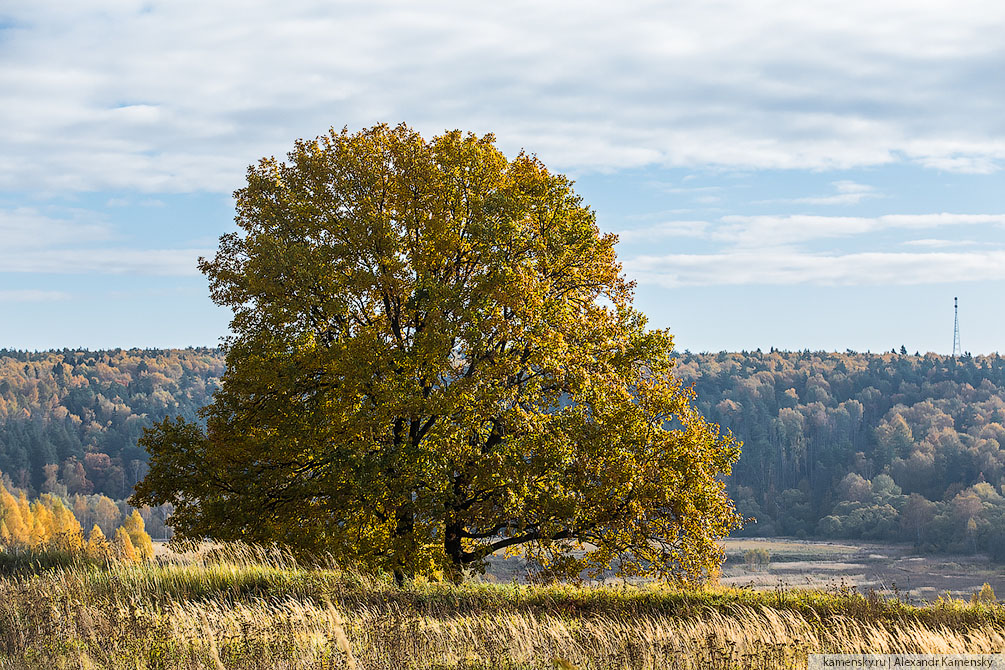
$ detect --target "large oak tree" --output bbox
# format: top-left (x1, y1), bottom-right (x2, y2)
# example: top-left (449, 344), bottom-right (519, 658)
top-left (132, 123), bottom-right (740, 582)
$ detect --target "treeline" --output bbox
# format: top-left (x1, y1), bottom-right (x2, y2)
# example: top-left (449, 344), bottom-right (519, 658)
top-left (0, 483), bottom-right (154, 562)
top-left (674, 349), bottom-right (1005, 557)
top-left (0, 348), bottom-right (222, 500)
top-left (4, 347), bottom-right (1005, 558)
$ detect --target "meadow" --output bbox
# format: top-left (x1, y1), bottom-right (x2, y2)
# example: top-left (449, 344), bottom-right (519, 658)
top-left (717, 538), bottom-right (1005, 602)
top-left (2, 546), bottom-right (1005, 669)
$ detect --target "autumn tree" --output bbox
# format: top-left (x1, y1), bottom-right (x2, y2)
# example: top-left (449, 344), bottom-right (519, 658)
top-left (92, 495), bottom-right (121, 536)
top-left (133, 123), bottom-right (740, 582)
top-left (0, 484), bottom-right (29, 546)
top-left (86, 524), bottom-right (111, 560)
top-left (61, 457), bottom-right (93, 496)
top-left (43, 494), bottom-right (84, 552)
top-left (111, 527), bottom-right (138, 563)
top-left (121, 509), bottom-right (154, 560)
top-left (874, 414), bottom-right (913, 465)
top-left (900, 493), bottom-right (935, 546)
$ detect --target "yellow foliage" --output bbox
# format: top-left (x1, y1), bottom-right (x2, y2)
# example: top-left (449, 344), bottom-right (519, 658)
top-left (121, 509), bottom-right (154, 561)
top-left (17, 492), bottom-right (29, 525)
top-left (0, 484), bottom-right (146, 563)
top-left (93, 495), bottom-right (120, 536)
top-left (86, 524), bottom-right (111, 561)
top-left (0, 484), bottom-right (29, 546)
top-left (972, 583), bottom-right (997, 604)
top-left (47, 496), bottom-right (85, 553)
top-left (29, 508), bottom-right (49, 548)
top-left (50, 498), bottom-right (82, 535)
top-left (112, 527), bottom-right (138, 563)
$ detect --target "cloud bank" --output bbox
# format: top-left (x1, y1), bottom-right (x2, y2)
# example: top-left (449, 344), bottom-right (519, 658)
top-left (629, 249), bottom-right (1005, 288)
top-left (618, 212), bottom-right (1005, 286)
top-left (2, 0), bottom-right (1005, 193)
top-left (0, 207), bottom-right (209, 276)
top-left (0, 290), bottom-right (70, 303)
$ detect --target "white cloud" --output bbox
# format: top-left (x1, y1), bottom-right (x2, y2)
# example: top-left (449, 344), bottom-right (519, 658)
top-left (902, 239), bottom-right (984, 248)
top-left (618, 213), bottom-right (1005, 248)
top-left (2, 0), bottom-right (1005, 192)
top-left (0, 207), bottom-right (209, 275)
top-left (875, 213), bottom-right (1005, 228)
top-left (618, 211), bottom-right (1005, 286)
top-left (615, 220), bottom-right (709, 243)
top-left (104, 198), bottom-right (166, 208)
top-left (661, 186), bottom-right (723, 195)
top-left (833, 181), bottom-right (871, 194)
top-left (0, 208), bottom-right (112, 249)
top-left (914, 154), bottom-right (1001, 175)
top-left (755, 181), bottom-right (881, 206)
top-left (0, 248), bottom-right (208, 275)
top-left (627, 249), bottom-right (1005, 287)
top-left (0, 290), bottom-right (71, 302)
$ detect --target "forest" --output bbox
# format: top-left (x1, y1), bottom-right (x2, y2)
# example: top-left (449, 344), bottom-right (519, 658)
top-left (0, 347), bottom-right (223, 538)
top-left (675, 349), bottom-right (1005, 556)
top-left (1, 347), bottom-right (1004, 557)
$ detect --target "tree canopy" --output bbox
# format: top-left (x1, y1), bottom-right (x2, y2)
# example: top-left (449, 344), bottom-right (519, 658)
top-left (676, 349), bottom-right (1005, 556)
top-left (132, 123), bottom-right (740, 582)
top-left (0, 348), bottom-right (220, 499)
top-left (6, 344), bottom-right (1005, 563)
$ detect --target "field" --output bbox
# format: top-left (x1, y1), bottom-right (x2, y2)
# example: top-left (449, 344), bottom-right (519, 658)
top-left (717, 537), bottom-right (1005, 602)
top-left (480, 537), bottom-right (1005, 604)
top-left (2, 546), bottom-right (1005, 669)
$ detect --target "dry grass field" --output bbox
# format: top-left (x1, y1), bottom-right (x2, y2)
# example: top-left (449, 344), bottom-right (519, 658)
top-left (1, 545), bottom-right (1005, 669)
top-left (478, 537), bottom-right (1005, 604)
top-left (717, 537), bottom-right (1005, 602)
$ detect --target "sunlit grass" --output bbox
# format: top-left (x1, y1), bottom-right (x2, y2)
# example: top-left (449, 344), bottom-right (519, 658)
top-left (0, 545), bottom-right (1003, 669)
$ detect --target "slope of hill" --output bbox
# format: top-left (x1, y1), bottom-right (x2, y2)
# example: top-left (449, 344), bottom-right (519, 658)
top-left (2, 347), bottom-right (1004, 557)
top-left (675, 350), bottom-right (1005, 555)
top-left (0, 348), bottom-right (223, 498)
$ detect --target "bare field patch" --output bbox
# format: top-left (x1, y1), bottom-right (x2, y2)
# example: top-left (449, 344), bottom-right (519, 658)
top-left (718, 537), bottom-right (1005, 601)
top-left (721, 538), bottom-right (862, 558)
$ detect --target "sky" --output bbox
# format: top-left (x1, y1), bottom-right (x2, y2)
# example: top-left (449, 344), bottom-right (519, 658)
top-left (1, 1), bottom-right (1003, 354)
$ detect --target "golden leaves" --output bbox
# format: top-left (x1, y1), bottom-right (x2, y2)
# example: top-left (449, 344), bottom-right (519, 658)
top-left (139, 123), bottom-right (739, 582)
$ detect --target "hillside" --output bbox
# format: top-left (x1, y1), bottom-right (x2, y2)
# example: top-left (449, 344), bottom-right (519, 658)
top-left (1, 347), bottom-right (1004, 557)
top-left (0, 348), bottom-right (223, 498)
top-left (675, 350), bottom-right (1005, 555)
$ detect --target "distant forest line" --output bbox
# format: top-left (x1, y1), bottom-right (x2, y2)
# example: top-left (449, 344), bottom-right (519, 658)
top-left (1, 347), bottom-right (1003, 557)
top-left (675, 349), bottom-right (1005, 557)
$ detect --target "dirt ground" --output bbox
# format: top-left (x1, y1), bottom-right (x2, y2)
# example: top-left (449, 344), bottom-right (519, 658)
top-left (717, 537), bottom-right (1003, 602)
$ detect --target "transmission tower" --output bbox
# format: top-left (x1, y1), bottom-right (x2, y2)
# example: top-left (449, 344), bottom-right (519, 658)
top-left (952, 297), bottom-right (962, 358)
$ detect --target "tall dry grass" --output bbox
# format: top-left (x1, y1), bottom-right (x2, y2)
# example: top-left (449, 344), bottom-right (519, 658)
top-left (0, 545), bottom-right (1003, 669)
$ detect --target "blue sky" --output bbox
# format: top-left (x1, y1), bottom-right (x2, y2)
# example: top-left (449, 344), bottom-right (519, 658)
top-left (1, 1), bottom-right (1002, 353)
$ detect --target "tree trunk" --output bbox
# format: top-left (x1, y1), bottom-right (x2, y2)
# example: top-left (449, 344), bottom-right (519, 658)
top-left (393, 504), bottom-right (414, 587)
top-left (444, 520), bottom-right (465, 583)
